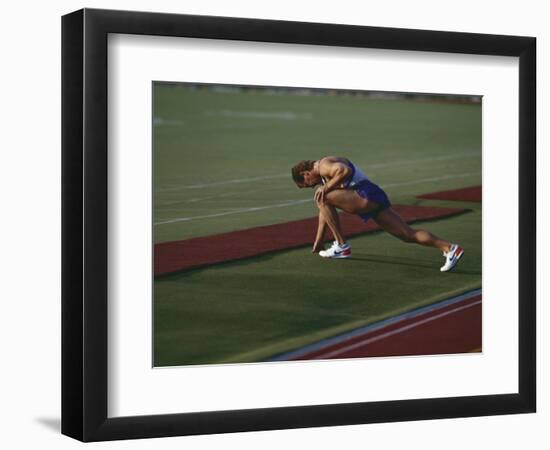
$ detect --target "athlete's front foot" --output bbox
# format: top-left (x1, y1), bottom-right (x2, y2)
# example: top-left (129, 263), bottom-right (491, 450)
top-left (312, 241), bottom-right (325, 253)
top-left (319, 241), bottom-right (352, 259)
top-left (440, 244), bottom-right (464, 272)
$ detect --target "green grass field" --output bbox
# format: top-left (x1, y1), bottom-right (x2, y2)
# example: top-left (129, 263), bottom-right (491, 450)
top-left (153, 83), bottom-right (482, 366)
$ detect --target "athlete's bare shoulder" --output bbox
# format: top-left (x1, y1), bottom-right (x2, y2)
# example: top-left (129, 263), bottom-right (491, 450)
top-left (318, 156), bottom-right (352, 181)
top-left (319, 156), bottom-right (340, 164)
top-left (319, 156), bottom-right (347, 168)
top-left (318, 157), bottom-right (337, 176)
top-left (319, 156), bottom-right (349, 171)
top-left (323, 156), bottom-right (352, 163)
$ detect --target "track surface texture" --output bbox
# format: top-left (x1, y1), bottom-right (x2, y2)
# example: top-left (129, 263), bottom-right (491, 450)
top-left (417, 185), bottom-right (481, 202)
top-left (155, 204), bottom-right (466, 276)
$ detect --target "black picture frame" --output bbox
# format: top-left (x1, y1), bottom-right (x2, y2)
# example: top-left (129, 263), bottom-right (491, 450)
top-left (62, 8), bottom-right (536, 442)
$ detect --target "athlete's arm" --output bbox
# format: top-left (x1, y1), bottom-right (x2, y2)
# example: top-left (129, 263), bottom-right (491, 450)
top-left (314, 159), bottom-right (351, 203)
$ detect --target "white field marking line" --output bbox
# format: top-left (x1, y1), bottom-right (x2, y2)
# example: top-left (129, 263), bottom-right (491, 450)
top-left (153, 118), bottom-right (185, 126)
top-left (154, 199), bottom-right (311, 225)
top-left (383, 171), bottom-right (479, 188)
top-left (156, 168), bottom-right (478, 194)
top-left (155, 174), bottom-right (288, 192)
top-left (211, 110), bottom-right (313, 120)
top-left (313, 300), bottom-right (482, 360)
top-left (158, 191), bottom-right (239, 206)
top-left (155, 151), bottom-right (479, 192)
top-left (368, 151), bottom-right (479, 170)
top-left (154, 171), bottom-right (479, 225)
top-left (268, 289), bottom-right (481, 361)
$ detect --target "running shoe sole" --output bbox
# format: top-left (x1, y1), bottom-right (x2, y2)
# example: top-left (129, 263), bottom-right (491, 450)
top-left (319, 248), bottom-right (352, 259)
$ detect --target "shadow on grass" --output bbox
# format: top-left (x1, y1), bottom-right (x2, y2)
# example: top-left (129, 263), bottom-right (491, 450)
top-left (157, 245), bottom-right (480, 280)
top-left (350, 254), bottom-right (481, 275)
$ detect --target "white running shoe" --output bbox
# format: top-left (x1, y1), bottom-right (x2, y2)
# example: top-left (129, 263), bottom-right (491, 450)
top-left (319, 241), bottom-right (352, 259)
top-left (440, 244), bottom-right (464, 272)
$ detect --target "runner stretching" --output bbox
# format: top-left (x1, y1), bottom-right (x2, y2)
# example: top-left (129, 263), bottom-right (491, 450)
top-left (291, 157), bottom-right (464, 272)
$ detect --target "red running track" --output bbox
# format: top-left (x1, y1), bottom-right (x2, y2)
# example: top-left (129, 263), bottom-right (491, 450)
top-left (417, 185), bottom-right (482, 203)
top-left (155, 204), bottom-right (467, 276)
top-left (274, 292), bottom-right (481, 361)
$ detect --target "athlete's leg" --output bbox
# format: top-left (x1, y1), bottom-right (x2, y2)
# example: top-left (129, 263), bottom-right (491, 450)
top-left (312, 209), bottom-right (328, 252)
top-left (323, 189), bottom-right (377, 215)
top-left (317, 188), bottom-right (380, 244)
top-left (316, 189), bottom-right (378, 245)
top-left (317, 201), bottom-right (346, 245)
top-left (373, 207), bottom-right (452, 252)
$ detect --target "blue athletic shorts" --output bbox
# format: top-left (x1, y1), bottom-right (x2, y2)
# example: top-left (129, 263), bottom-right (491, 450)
top-left (352, 180), bottom-right (391, 224)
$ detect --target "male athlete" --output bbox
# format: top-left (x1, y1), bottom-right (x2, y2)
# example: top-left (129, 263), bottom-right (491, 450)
top-left (291, 157), bottom-right (464, 272)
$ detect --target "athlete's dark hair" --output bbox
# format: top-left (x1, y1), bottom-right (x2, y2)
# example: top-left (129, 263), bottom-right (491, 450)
top-left (291, 160), bottom-right (315, 186)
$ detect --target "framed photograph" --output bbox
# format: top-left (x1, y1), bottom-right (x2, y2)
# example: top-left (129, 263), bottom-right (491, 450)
top-left (62, 8), bottom-right (536, 441)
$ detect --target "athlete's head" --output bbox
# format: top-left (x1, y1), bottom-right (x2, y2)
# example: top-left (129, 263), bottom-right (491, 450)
top-left (291, 160), bottom-right (321, 188)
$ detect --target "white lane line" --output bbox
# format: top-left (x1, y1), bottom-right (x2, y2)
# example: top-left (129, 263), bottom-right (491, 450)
top-left (155, 171), bottom-right (478, 225)
top-left (155, 151), bottom-right (479, 191)
top-left (153, 118), bottom-right (185, 126)
top-left (369, 151), bottom-right (479, 170)
top-left (158, 191), bottom-right (239, 206)
top-left (181, 174), bottom-right (289, 189)
top-left (383, 171), bottom-right (479, 188)
top-left (155, 199), bottom-right (311, 225)
top-left (268, 289), bottom-right (481, 361)
top-left (312, 300), bottom-right (482, 360)
top-left (213, 110), bottom-right (313, 120)
top-left (156, 174), bottom-right (288, 192)
top-left (157, 169), bottom-right (478, 194)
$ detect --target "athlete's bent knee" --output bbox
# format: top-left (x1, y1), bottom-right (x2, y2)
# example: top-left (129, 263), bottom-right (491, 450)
top-left (323, 192), bottom-right (337, 206)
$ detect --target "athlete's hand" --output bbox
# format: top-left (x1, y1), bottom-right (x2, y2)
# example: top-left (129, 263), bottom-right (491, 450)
top-left (312, 240), bottom-right (324, 253)
top-left (314, 186), bottom-right (327, 204)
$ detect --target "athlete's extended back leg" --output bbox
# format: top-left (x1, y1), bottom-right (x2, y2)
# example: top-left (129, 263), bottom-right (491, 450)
top-left (373, 207), bottom-right (451, 253)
